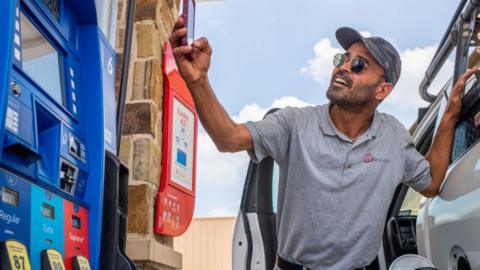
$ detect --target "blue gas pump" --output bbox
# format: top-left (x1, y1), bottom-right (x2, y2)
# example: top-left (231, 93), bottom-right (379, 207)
top-left (0, 0), bottom-right (135, 269)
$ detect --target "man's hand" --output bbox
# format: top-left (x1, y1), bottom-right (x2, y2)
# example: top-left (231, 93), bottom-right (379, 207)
top-left (422, 67), bottom-right (479, 197)
top-left (170, 17), bottom-right (212, 86)
top-left (168, 17), bottom-right (253, 153)
top-left (443, 67), bottom-right (479, 125)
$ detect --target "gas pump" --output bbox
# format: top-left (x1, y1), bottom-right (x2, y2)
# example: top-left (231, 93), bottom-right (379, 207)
top-left (0, 0), bottom-right (135, 269)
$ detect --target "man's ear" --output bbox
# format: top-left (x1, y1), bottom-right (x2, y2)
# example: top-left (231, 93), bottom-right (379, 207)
top-left (375, 82), bottom-right (393, 101)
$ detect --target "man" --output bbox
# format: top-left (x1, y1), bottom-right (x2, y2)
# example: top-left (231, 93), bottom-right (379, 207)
top-left (170, 17), bottom-right (477, 270)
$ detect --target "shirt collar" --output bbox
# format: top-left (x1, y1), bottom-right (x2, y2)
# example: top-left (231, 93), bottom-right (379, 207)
top-left (319, 103), bottom-right (382, 142)
top-left (318, 104), bottom-right (337, 137)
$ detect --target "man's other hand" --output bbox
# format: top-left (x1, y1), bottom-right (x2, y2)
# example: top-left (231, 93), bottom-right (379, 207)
top-left (169, 17), bottom-right (212, 86)
top-left (444, 67), bottom-right (479, 123)
top-left (422, 67), bottom-right (480, 198)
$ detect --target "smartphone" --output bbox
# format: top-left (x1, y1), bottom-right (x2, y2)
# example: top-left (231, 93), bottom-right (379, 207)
top-left (180, 0), bottom-right (196, 46)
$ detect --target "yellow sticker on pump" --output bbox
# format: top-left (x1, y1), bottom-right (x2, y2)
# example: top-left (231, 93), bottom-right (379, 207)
top-left (5, 240), bottom-right (32, 270)
top-left (45, 249), bottom-right (65, 270)
top-left (73, 255), bottom-right (91, 270)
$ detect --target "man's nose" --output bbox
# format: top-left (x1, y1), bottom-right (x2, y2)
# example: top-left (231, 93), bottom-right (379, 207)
top-left (339, 58), bottom-right (352, 73)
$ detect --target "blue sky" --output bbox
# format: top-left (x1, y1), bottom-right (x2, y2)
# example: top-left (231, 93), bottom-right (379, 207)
top-left (192, 0), bottom-right (459, 217)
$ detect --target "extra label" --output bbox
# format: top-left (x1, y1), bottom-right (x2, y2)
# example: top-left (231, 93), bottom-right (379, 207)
top-left (73, 255), bottom-right (91, 270)
top-left (5, 240), bottom-right (31, 270)
top-left (44, 249), bottom-right (65, 270)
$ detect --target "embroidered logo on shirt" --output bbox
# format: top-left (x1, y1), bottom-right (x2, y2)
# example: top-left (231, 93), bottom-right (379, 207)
top-left (363, 153), bottom-right (374, 163)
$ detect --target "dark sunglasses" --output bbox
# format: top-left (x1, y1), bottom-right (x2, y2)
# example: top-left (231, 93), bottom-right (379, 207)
top-left (333, 53), bottom-right (368, 73)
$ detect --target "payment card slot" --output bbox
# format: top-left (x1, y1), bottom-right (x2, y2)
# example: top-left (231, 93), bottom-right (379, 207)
top-left (59, 125), bottom-right (88, 200)
top-left (61, 126), bottom-right (86, 165)
top-left (60, 159), bottom-right (78, 195)
top-left (0, 240), bottom-right (32, 270)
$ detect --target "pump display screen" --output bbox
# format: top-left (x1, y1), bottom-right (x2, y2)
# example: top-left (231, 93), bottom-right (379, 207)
top-left (1, 187), bottom-right (18, 207)
top-left (42, 0), bottom-right (60, 20)
top-left (72, 215), bottom-right (81, 229)
top-left (42, 203), bottom-right (55, 219)
top-left (20, 12), bottom-right (65, 107)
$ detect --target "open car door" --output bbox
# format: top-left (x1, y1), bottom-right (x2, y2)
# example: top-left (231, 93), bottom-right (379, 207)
top-left (232, 109), bottom-right (278, 270)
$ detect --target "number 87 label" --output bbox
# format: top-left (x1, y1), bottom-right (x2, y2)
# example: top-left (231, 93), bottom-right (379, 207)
top-left (5, 240), bottom-right (31, 270)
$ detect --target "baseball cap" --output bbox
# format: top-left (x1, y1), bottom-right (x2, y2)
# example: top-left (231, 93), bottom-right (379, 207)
top-left (335, 27), bottom-right (402, 86)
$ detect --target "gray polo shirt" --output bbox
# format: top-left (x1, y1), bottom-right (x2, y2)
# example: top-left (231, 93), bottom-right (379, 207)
top-left (244, 104), bottom-right (431, 270)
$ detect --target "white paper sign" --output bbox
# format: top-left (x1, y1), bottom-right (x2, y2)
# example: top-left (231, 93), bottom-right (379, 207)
top-left (170, 98), bottom-right (194, 190)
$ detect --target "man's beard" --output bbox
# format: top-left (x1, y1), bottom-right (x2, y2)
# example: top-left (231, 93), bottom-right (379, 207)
top-left (326, 79), bottom-right (381, 109)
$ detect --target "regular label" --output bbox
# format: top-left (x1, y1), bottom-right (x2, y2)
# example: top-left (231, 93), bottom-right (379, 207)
top-left (170, 98), bottom-right (194, 190)
top-left (45, 249), bottom-right (65, 270)
top-left (5, 240), bottom-right (31, 270)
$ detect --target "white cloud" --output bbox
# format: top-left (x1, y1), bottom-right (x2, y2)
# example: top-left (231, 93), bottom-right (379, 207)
top-left (386, 46), bottom-right (454, 111)
top-left (197, 132), bottom-right (248, 187)
top-left (271, 96), bottom-right (312, 108)
top-left (231, 96), bottom-right (312, 123)
top-left (231, 103), bottom-right (267, 123)
top-left (299, 38), bottom-right (341, 84)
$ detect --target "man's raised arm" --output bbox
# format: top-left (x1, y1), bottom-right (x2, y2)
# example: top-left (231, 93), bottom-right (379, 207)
top-left (422, 67), bottom-right (479, 197)
top-left (169, 18), bottom-right (252, 153)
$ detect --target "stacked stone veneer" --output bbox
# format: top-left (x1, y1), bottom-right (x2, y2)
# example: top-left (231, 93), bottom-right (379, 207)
top-left (116, 0), bottom-right (182, 269)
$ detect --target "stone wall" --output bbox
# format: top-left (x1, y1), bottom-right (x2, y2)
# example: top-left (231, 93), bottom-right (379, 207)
top-left (116, 0), bottom-right (182, 269)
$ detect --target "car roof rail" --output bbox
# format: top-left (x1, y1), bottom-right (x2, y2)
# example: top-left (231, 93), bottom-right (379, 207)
top-left (419, 0), bottom-right (480, 103)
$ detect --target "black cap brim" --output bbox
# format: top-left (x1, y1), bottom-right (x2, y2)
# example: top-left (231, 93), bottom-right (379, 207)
top-left (336, 27), bottom-right (366, 52)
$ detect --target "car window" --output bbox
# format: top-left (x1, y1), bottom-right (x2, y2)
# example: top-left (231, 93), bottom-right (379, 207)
top-left (399, 188), bottom-right (425, 216)
top-left (451, 73), bottom-right (479, 163)
top-left (272, 162), bottom-right (279, 213)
